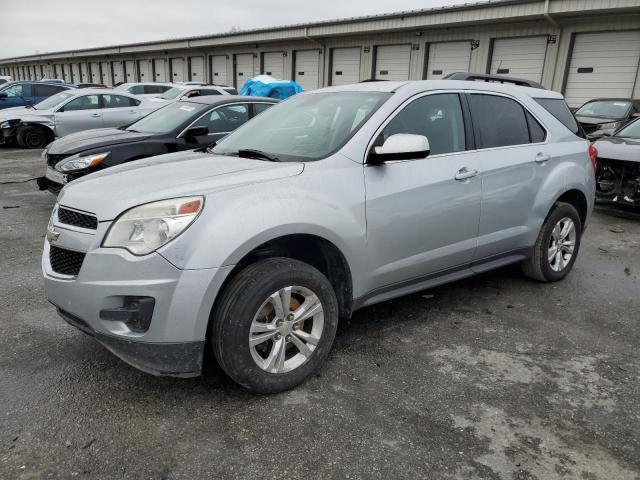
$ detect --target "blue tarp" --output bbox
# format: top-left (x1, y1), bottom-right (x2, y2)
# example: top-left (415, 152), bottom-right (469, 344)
top-left (239, 75), bottom-right (303, 99)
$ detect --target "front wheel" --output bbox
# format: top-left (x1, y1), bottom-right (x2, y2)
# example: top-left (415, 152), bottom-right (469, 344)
top-left (522, 202), bottom-right (582, 282)
top-left (16, 126), bottom-right (50, 149)
top-left (211, 257), bottom-right (339, 393)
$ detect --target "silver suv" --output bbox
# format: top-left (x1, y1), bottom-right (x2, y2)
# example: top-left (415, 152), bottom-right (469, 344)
top-left (42, 80), bottom-right (596, 393)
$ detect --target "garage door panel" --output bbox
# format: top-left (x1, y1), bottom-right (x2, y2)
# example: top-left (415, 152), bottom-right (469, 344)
top-left (171, 58), bottom-right (185, 82)
top-left (374, 45), bottom-right (411, 81)
top-left (235, 54), bottom-right (256, 89)
top-left (263, 52), bottom-right (284, 79)
top-left (210, 56), bottom-right (228, 85)
top-left (490, 36), bottom-right (547, 83)
top-left (426, 41), bottom-right (471, 79)
top-left (564, 30), bottom-right (640, 108)
top-left (295, 50), bottom-right (320, 90)
top-left (331, 47), bottom-right (361, 86)
top-left (154, 59), bottom-right (167, 82)
top-left (189, 57), bottom-right (204, 81)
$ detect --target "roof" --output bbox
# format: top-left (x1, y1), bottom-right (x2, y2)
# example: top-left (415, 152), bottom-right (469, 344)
top-left (0, 80), bottom-right (75, 88)
top-left (181, 95), bottom-right (279, 105)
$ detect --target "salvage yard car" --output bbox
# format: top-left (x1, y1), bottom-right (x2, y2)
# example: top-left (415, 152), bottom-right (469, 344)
top-left (575, 98), bottom-right (640, 140)
top-left (147, 83), bottom-right (238, 106)
top-left (0, 80), bottom-right (75, 110)
top-left (593, 117), bottom-right (640, 207)
top-left (114, 82), bottom-right (174, 97)
top-left (0, 89), bottom-right (159, 148)
top-left (38, 96), bottom-right (278, 194)
top-left (42, 78), bottom-right (595, 393)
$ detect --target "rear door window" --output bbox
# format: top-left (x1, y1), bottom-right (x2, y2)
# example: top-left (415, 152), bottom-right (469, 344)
top-left (62, 95), bottom-right (100, 111)
top-left (102, 94), bottom-right (140, 108)
top-left (193, 104), bottom-right (249, 133)
top-left (469, 94), bottom-right (530, 148)
top-left (4, 83), bottom-right (32, 97)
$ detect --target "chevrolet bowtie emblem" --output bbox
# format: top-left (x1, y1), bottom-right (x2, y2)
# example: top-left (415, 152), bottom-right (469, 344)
top-left (46, 227), bottom-right (60, 243)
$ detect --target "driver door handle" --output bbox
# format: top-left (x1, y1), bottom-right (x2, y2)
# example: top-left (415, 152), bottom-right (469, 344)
top-left (90, 113), bottom-right (101, 117)
top-left (535, 152), bottom-right (552, 163)
top-left (454, 167), bottom-right (479, 181)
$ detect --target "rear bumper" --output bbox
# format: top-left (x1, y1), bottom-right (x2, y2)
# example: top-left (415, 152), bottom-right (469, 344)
top-left (57, 307), bottom-right (204, 377)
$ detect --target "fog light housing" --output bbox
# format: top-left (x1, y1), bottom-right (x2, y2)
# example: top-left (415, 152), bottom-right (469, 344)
top-left (99, 296), bottom-right (155, 333)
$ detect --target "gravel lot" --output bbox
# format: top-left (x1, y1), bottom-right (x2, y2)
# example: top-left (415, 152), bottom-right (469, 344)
top-left (1, 146), bottom-right (639, 480)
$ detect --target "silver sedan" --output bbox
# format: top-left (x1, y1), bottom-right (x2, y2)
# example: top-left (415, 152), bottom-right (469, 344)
top-left (0, 89), bottom-right (160, 148)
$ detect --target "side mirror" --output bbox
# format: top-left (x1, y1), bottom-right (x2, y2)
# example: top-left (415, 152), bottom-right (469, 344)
top-left (369, 134), bottom-right (430, 164)
top-left (184, 126), bottom-right (208, 142)
top-left (0, 92), bottom-right (7, 100)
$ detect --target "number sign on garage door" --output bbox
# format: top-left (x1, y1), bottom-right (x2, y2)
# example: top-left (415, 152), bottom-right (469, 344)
top-left (489, 36), bottom-right (548, 83)
top-left (235, 54), bottom-right (255, 89)
top-left (426, 41), bottom-right (472, 79)
top-left (262, 52), bottom-right (284, 79)
top-left (211, 55), bottom-right (228, 85)
top-left (564, 30), bottom-right (640, 108)
top-left (294, 50), bottom-right (320, 91)
top-left (374, 44), bottom-right (411, 81)
top-left (171, 58), bottom-right (185, 82)
top-left (190, 57), bottom-right (204, 81)
top-left (331, 47), bottom-right (361, 86)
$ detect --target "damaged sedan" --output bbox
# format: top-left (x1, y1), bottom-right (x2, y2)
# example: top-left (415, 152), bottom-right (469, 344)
top-left (593, 118), bottom-right (640, 207)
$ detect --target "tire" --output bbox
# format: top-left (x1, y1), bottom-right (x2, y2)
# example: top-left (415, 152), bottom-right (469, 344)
top-left (211, 257), bottom-right (339, 393)
top-left (522, 202), bottom-right (582, 282)
top-left (16, 126), bottom-right (49, 149)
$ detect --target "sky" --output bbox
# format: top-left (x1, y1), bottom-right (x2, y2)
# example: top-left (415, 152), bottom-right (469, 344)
top-left (0, 0), bottom-right (470, 59)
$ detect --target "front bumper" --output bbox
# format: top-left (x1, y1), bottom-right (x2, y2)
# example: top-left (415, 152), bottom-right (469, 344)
top-left (42, 210), bottom-right (232, 377)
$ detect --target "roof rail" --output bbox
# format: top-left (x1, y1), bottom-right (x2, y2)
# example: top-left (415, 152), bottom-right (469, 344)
top-left (443, 72), bottom-right (544, 89)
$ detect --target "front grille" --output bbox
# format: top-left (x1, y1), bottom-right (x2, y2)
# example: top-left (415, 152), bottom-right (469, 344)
top-left (49, 245), bottom-right (86, 276)
top-left (47, 153), bottom-right (70, 168)
top-left (58, 207), bottom-right (98, 230)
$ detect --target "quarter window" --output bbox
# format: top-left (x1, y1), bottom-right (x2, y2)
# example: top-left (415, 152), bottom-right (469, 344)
top-left (62, 95), bottom-right (100, 111)
top-left (469, 94), bottom-right (530, 148)
top-left (526, 111), bottom-right (546, 143)
top-left (380, 93), bottom-right (466, 155)
top-left (193, 104), bottom-right (249, 133)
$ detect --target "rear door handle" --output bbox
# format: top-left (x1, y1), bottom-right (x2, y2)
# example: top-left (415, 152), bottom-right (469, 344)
top-left (454, 167), bottom-right (479, 181)
top-left (535, 153), bottom-right (552, 163)
top-left (90, 113), bottom-right (101, 117)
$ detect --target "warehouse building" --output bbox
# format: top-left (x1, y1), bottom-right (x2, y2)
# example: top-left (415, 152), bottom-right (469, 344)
top-left (1, 0), bottom-right (640, 107)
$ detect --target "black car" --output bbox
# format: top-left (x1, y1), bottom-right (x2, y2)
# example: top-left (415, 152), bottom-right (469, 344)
top-left (575, 98), bottom-right (640, 140)
top-left (37, 95), bottom-right (278, 194)
top-left (592, 118), bottom-right (640, 208)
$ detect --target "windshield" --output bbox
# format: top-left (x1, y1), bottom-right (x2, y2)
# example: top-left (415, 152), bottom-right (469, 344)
top-left (212, 92), bottom-right (391, 162)
top-left (576, 100), bottom-right (631, 119)
top-left (615, 119), bottom-right (640, 139)
top-left (158, 87), bottom-right (185, 100)
top-left (126, 101), bottom-right (204, 134)
top-left (34, 92), bottom-right (74, 110)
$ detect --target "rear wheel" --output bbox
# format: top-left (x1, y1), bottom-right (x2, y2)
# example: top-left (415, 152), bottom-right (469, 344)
top-left (16, 126), bottom-right (49, 149)
top-left (211, 257), bottom-right (339, 393)
top-left (522, 202), bottom-right (582, 282)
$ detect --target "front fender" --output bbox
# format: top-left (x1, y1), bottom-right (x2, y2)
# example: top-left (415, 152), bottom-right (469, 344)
top-left (159, 157), bottom-right (368, 296)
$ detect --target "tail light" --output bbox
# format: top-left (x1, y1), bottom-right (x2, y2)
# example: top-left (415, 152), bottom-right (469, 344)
top-left (588, 144), bottom-right (598, 172)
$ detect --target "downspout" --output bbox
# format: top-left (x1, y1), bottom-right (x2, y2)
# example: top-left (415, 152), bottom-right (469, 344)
top-left (544, 0), bottom-right (558, 27)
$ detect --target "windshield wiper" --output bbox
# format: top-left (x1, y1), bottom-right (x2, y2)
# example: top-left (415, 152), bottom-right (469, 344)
top-left (237, 149), bottom-right (280, 162)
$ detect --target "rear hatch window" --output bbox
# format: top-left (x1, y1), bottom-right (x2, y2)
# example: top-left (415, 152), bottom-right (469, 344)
top-left (534, 98), bottom-right (586, 138)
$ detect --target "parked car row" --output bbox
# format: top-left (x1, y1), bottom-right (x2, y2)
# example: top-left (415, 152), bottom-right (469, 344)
top-left (41, 74), bottom-right (598, 393)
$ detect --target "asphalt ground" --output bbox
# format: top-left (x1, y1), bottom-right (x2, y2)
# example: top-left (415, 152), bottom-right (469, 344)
top-left (1, 146), bottom-right (639, 480)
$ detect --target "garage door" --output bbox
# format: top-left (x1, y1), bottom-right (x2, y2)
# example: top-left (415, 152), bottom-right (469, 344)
top-left (294, 50), bottom-right (320, 91)
top-left (171, 58), bottom-right (185, 82)
top-left (189, 57), bottom-right (204, 82)
top-left (489, 36), bottom-right (548, 83)
top-left (211, 55), bottom-right (228, 85)
top-left (374, 44), bottom-right (411, 81)
top-left (125, 60), bottom-right (137, 81)
top-left (100, 62), bottom-right (110, 85)
top-left (331, 47), bottom-right (361, 86)
top-left (112, 61), bottom-right (124, 84)
top-left (263, 52), bottom-right (284, 78)
top-left (426, 41), bottom-right (472, 79)
top-left (90, 62), bottom-right (100, 83)
top-left (62, 64), bottom-right (70, 82)
top-left (564, 30), bottom-right (640, 108)
top-left (71, 64), bottom-right (80, 83)
top-left (154, 59), bottom-right (167, 82)
top-left (235, 53), bottom-right (255, 89)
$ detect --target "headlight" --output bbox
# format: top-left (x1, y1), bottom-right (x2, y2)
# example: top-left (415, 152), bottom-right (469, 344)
top-left (102, 196), bottom-right (204, 255)
top-left (56, 152), bottom-right (110, 172)
top-left (599, 122), bottom-right (621, 132)
top-left (0, 121), bottom-right (11, 129)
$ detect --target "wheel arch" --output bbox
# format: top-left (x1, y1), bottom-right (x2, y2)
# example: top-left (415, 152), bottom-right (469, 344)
top-left (554, 188), bottom-right (588, 228)
top-left (18, 122), bottom-right (55, 144)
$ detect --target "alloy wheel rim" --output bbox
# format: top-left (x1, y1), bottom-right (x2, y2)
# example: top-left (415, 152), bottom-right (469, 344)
top-left (548, 217), bottom-right (576, 272)
top-left (249, 286), bottom-right (324, 374)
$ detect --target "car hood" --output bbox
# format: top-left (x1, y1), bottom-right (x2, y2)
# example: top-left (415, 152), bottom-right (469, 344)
top-left (575, 116), bottom-right (621, 125)
top-left (48, 128), bottom-right (154, 155)
top-left (0, 106), bottom-right (51, 120)
top-left (58, 151), bottom-right (305, 221)
top-left (593, 136), bottom-right (640, 162)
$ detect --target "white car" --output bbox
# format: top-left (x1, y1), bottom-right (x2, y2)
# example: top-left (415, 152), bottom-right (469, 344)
top-left (0, 88), bottom-right (160, 148)
top-left (113, 82), bottom-right (174, 97)
top-left (147, 83), bottom-right (237, 105)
